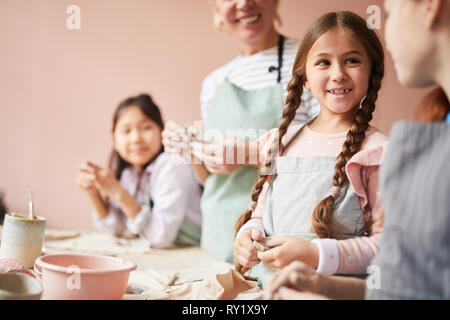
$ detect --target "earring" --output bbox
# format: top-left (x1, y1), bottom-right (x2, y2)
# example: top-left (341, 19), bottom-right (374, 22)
top-left (214, 15), bottom-right (226, 33)
top-left (217, 20), bottom-right (225, 32)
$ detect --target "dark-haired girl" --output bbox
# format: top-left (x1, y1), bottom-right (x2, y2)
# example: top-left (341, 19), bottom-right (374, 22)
top-left (76, 94), bottom-right (202, 248)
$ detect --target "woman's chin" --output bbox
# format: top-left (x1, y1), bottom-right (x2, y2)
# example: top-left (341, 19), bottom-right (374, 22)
top-left (234, 24), bottom-right (271, 44)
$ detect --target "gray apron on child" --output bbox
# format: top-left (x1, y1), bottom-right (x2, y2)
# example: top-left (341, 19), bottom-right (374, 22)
top-left (261, 123), bottom-right (366, 284)
top-left (366, 122), bottom-right (450, 299)
top-left (201, 36), bottom-right (286, 264)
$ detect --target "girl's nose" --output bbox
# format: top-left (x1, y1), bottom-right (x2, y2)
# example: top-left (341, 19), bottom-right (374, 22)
top-left (130, 129), bottom-right (142, 142)
top-left (331, 64), bottom-right (348, 82)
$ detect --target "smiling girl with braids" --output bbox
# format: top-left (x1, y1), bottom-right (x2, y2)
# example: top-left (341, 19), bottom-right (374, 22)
top-left (233, 11), bottom-right (389, 285)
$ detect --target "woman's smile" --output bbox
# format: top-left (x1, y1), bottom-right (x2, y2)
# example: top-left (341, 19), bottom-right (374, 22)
top-left (235, 13), bottom-right (262, 25)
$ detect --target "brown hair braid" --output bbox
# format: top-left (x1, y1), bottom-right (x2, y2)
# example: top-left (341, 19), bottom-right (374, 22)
top-left (234, 73), bottom-right (305, 275)
top-left (234, 11), bottom-right (385, 275)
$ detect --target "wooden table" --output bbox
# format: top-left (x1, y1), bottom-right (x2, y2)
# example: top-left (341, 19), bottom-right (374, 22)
top-left (41, 229), bottom-right (263, 300)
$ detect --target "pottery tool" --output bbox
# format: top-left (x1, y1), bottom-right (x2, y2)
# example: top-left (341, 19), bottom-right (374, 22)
top-left (27, 188), bottom-right (34, 220)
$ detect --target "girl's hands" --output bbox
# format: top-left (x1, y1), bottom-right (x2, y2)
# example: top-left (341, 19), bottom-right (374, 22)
top-left (264, 261), bottom-right (329, 300)
top-left (257, 236), bottom-right (319, 270)
top-left (76, 164), bottom-right (98, 195)
top-left (77, 162), bottom-right (123, 201)
top-left (234, 228), bottom-right (263, 268)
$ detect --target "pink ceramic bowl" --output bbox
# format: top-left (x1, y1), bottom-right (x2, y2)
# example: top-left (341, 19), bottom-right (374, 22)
top-left (34, 254), bottom-right (137, 300)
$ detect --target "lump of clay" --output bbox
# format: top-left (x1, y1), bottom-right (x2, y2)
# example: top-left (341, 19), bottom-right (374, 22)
top-left (252, 238), bottom-right (270, 252)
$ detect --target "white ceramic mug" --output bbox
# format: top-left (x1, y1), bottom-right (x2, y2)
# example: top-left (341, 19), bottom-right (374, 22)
top-left (0, 213), bottom-right (46, 268)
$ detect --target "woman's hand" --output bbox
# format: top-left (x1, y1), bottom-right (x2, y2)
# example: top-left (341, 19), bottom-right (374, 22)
top-left (190, 137), bottom-right (255, 174)
top-left (257, 236), bottom-right (319, 270)
top-left (264, 261), bottom-right (329, 300)
top-left (234, 228), bottom-right (263, 268)
top-left (162, 121), bottom-right (191, 158)
top-left (77, 162), bottom-right (124, 201)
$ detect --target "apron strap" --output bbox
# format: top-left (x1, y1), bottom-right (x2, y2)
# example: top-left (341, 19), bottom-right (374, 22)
top-left (281, 116), bottom-right (317, 156)
top-left (268, 35), bottom-right (285, 83)
top-left (265, 117), bottom-right (317, 184)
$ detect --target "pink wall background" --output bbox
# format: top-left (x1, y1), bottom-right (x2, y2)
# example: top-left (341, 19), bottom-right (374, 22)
top-left (0, 0), bottom-right (429, 231)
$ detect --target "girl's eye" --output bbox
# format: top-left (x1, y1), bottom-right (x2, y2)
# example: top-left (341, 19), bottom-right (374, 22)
top-left (122, 129), bottom-right (131, 134)
top-left (142, 125), bottom-right (152, 130)
top-left (345, 58), bottom-right (360, 64)
top-left (316, 60), bottom-right (330, 66)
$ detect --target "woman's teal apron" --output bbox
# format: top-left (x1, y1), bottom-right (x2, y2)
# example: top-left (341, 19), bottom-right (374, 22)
top-left (200, 36), bottom-right (286, 264)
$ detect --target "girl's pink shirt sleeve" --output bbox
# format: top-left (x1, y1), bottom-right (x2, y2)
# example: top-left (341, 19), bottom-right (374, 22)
top-left (314, 131), bottom-right (389, 275)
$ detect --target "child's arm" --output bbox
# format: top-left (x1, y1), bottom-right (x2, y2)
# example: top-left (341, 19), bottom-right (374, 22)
top-left (84, 189), bottom-right (127, 237)
top-left (266, 261), bottom-right (366, 300)
top-left (112, 188), bottom-right (141, 220)
top-left (85, 189), bottom-right (108, 220)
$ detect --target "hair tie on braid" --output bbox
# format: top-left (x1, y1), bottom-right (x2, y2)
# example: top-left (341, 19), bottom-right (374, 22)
top-left (330, 186), bottom-right (341, 198)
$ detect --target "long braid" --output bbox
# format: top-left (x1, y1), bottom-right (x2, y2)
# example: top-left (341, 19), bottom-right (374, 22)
top-left (311, 61), bottom-right (384, 239)
top-left (234, 73), bottom-right (305, 275)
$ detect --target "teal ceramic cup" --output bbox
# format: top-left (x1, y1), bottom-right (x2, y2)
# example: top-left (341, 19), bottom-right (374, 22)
top-left (0, 213), bottom-right (46, 268)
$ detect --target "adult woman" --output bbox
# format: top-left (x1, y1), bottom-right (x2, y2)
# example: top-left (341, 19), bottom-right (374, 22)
top-left (163, 0), bottom-right (319, 264)
top-left (265, 0), bottom-right (450, 300)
